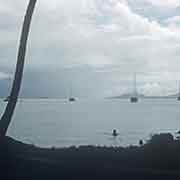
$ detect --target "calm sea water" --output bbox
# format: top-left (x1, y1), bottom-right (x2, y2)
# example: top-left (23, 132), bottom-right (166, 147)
top-left (1, 98), bottom-right (180, 147)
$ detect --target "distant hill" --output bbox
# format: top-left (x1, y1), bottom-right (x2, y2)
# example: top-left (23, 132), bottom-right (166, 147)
top-left (166, 93), bottom-right (179, 98)
top-left (108, 93), bottom-right (180, 99)
top-left (108, 93), bottom-right (146, 99)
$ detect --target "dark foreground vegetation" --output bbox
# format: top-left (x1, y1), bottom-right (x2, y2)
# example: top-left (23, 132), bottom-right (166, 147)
top-left (1, 133), bottom-right (180, 180)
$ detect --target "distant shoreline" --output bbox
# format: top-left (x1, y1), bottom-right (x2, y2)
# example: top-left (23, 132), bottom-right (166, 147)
top-left (107, 95), bottom-right (179, 100)
top-left (0, 96), bottom-right (179, 100)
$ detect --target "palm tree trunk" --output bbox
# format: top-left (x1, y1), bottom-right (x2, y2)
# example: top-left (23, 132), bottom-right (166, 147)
top-left (0, 0), bottom-right (37, 137)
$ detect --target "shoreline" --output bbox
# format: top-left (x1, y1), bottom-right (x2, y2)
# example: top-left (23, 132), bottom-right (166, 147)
top-left (1, 133), bottom-right (180, 179)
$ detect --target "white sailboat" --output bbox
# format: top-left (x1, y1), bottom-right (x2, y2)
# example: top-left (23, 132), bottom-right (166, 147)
top-left (130, 73), bottom-right (138, 103)
top-left (69, 85), bottom-right (76, 102)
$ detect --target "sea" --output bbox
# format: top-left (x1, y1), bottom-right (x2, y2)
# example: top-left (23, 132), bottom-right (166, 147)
top-left (1, 98), bottom-right (180, 148)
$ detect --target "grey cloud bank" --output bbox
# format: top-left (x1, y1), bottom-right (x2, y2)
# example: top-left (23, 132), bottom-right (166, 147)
top-left (1, 0), bottom-right (180, 97)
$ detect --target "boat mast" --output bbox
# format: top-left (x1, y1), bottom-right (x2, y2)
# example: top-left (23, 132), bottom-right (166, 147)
top-left (133, 73), bottom-right (137, 96)
top-left (70, 84), bottom-right (72, 98)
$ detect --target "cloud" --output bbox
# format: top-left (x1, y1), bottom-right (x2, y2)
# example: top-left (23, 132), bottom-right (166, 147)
top-left (164, 16), bottom-right (180, 33)
top-left (1, 0), bottom-right (180, 96)
top-left (24, 0), bottom-right (178, 70)
top-left (146, 0), bottom-right (180, 9)
top-left (0, 72), bottom-right (11, 80)
top-left (139, 82), bottom-right (176, 96)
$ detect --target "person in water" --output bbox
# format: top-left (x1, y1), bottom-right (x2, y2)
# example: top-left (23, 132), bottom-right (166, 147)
top-left (112, 129), bottom-right (118, 137)
top-left (139, 139), bottom-right (143, 146)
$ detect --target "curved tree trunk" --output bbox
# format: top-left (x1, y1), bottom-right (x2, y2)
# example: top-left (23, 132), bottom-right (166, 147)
top-left (0, 0), bottom-right (37, 137)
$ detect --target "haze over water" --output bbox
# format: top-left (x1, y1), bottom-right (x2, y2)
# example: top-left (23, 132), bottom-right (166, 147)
top-left (1, 99), bottom-right (180, 147)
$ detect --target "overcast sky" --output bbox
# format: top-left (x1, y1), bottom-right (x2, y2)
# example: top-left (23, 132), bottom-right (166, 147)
top-left (1, 0), bottom-right (180, 97)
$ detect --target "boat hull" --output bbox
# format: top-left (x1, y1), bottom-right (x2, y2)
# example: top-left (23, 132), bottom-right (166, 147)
top-left (69, 98), bottom-right (76, 102)
top-left (130, 97), bottom-right (138, 103)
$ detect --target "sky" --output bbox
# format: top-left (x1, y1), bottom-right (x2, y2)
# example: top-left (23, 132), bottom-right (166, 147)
top-left (1, 0), bottom-right (180, 97)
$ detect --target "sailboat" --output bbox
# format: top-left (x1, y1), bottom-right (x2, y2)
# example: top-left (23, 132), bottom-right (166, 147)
top-left (4, 79), bottom-right (11, 102)
top-left (3, 96), bottom-right (10, 102)
top-left (177, 81), bottom-right (180, 101)
top-left (130, 73), bottom-right (138, 103)
top-left (69, 85), bottom-right (76, 102)
top-left (69, 97), bottom-right (76, 102)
